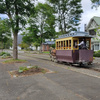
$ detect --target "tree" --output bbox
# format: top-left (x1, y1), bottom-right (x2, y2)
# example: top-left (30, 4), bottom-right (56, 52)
top-left (4, 39), bottom-right (12, 49)
top-left (32, 42), bottom-right (40, 50)
top-left (19, 42), bottom-right (29, 50)
top-left (0, 18), bottom-right (11, 50)
top-left (34, 3), bottom-right (56, 51)
top-left (21, 22), bottom-right (40, 49)
top-left (0, 0), bottom-right (35, 59)
top-left (47, 0), bottom-right (83, 34)
top-left (91, 0), bottom-right (100, 8)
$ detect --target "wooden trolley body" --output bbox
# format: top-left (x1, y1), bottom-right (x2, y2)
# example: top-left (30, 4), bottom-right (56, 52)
top-left (56, 50), bottom-right (93, 64)
top-left (54, 32), bottom-right (93, 64)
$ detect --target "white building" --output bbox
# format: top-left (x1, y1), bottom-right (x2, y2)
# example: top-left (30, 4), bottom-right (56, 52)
top-left (86, 16), bottom-right (100, 51)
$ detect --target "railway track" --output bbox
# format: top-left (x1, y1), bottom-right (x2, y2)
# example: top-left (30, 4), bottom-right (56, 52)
top-left (19, 53), bottom-right (100, 73)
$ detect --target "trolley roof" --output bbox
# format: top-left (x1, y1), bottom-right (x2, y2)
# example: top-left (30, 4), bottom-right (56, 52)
top-left (57, 31), bottom-right (93, 39)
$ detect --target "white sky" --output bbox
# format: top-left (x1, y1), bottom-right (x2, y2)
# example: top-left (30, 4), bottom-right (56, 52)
top-left (0, 0), bottom-right (100, 31)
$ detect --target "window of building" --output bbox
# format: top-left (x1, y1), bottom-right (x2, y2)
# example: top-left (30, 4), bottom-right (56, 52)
top-left (95, 44), bottom-right (99, 51)
top-left (89, 29), bottom-right (96, 35)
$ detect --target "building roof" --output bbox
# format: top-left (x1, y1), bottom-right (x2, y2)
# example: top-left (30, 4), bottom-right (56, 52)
top-left (87, 16), bottom-right (100, 30)
top-left (42, 41), bottom-right (55, 45)
top-left (93, 16), bottom-right (100, 25)
top-left (57, 31), bottom-right (93, 39)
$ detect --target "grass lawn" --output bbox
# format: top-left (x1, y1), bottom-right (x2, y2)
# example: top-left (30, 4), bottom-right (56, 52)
top-left (3, 59), bottom-right (27, 64)
top-left (42, 51), bottom-right (50, 54)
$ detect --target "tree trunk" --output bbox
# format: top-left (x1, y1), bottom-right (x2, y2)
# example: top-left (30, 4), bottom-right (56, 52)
top-left (63, 16), bottom-right (66, 34)
top-left (13, 33), bottom-right (18, 59)
top-left (36, 46), bottom-right (37, 51)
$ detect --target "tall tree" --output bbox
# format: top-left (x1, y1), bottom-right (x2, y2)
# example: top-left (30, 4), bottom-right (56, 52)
top-left (21, 23), bottom-right (40, 47)
top-left (47, 0), bottom-right (83, 34)
top-left (35, 3), bottom-right (56, 51)
top-left (0, 18), bottom-right (11, 50)
top-left (0, 0), bottom-right (34, 59)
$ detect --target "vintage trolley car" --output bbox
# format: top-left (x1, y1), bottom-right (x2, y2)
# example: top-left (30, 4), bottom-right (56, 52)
top-left (50, 32), bottom-right (93, 65)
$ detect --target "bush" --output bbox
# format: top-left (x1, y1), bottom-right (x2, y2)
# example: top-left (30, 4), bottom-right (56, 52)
top-left (93, 57), bottom-right (95, 60)
top-left (6, 52), bottom-right (11, 56)
top-left (2, 54), bottom-right (8, 59)
top-left (0, 52), bottom-right (11, 59)
top-left (93, 50), bottom-right (100, 57)
top-left (18, 66), bottom-right (29, 73)
top-left (0, 52), bottom-right (11, 56)
top-left (0, 52), bottom-right (6, 56)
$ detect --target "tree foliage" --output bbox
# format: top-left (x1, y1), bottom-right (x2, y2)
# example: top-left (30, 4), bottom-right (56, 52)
top-left (21, 22), bottom-right (40, 48)
top-left (0, 18), bottom-right (12, 50)
top-left (35, 3), bottom-right (56, 40)
top-left (32, 42), bottom-right (40, 50)
top-left (91, 0), bottom-right (100, 8)
top-left (47, 0), bottom-right (83, 34)
top-left (19, 42), bottom-right (29, 50)
top-left (0, 0), bottom-right (35, 59)
top-left (21, 3), bottom-right (56, 51)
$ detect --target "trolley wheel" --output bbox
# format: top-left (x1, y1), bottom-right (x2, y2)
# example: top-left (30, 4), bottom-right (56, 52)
top-left (51, 55), bottom-right (54, 62)
top-left (79, 63), bottom-right (82, 66)
top-left (50, 54), bottom-right (52, 61)
top-left (79, 63), bottom-right (84, 67)
top-left (54, 58), bottom-right (58, 63)
top-left (51, 55), bottom-right (57, 62)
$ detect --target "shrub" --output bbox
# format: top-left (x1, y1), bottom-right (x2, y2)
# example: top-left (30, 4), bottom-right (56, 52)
top-left (2, 54), bottom-right (8, 59)
top-left (6, 52), bottom-right (11, 56)
top-left (0, 52), bottom-right (11, 56)
top-left (93, 50), bottom-right (100, 57)
top-left (0, 52), bottom-right (6, 56)
top-left (33, 65), bottom-right (39, 69)
top-left (18, 66), bottom-right (29, 73)
top-left (93, 57), bottom-right (95, 60)
top-left (18, 65), bottom-right (39, 73)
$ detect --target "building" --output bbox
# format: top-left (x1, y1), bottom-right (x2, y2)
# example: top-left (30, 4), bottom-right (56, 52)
top-left (86, 16), bottom-right (100, 51)
top-left (42, 41), bottom-right (55, 51)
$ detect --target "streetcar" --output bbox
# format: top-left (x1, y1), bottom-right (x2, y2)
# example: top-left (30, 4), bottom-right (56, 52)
top-left (50, 31), bottom-right (93, 66)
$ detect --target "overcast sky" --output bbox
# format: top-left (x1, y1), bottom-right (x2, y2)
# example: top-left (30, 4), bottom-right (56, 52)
top-left (0, 0), bottom-right (100, 31)
top-left (37, 0), bottom-right (100, 31)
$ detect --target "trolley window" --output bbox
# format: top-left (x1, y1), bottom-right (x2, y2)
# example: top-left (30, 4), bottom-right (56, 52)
top-left (66, 40), bottom-right (68, 49)
top-left (86, 39), bottom-right (90, 50)
top-left (64, 41), bottom-right (65, 49)
top-left (61, 41), bottom-right (63, 49)
top-left (73, 40), bottom-right (78, 49)
top-left (56, 42), bottom-right (58, 50)
top-left (69, 40), bottom-right (71, 49)
top-left (59, 41), bottom-right (60, 49)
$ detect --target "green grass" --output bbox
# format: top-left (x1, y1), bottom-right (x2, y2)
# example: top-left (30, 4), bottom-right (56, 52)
top-left (42, 51), bottom-right (50, 54)
top-left (18, 66), bottom-right (29, 73)
top-left (3, 59), bottom-right (27, 64)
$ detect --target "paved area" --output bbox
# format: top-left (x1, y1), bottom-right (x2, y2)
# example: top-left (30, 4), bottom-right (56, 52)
top-left (0, 52), bottom-right (100, 100)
